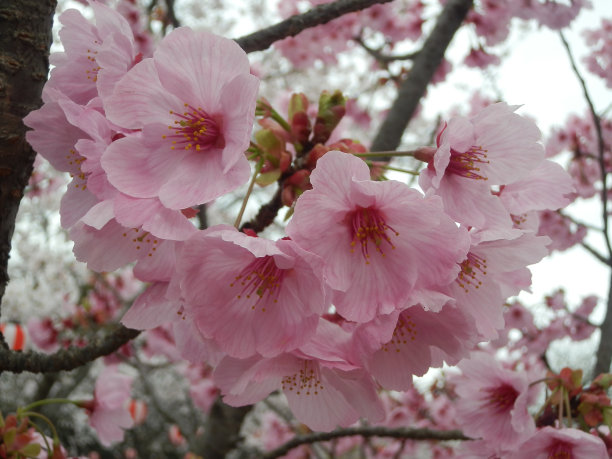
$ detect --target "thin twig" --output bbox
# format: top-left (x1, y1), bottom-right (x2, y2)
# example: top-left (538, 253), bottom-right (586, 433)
top-left (354, 35), bottom-right (419, 64)
top-left (369, 0), bottom-right (473, 153)
top-left (261, 426), bottom-right (470, 459)
top-left (235, 0), bottom-right (393, 53)
top-left (559, 32), bottom-right (610, 256)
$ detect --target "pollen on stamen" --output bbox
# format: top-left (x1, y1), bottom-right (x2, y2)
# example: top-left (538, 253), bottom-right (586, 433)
top-left (456, 253), bottom-right (488, 293)
top-left (164, 102), bottom-right (221, 153)
top-left (346, 206), bottom-right (399, 263)
top-left (230, 256), bottom-right (285, 312)
top-left (447, 145), bottom-right (490, 180)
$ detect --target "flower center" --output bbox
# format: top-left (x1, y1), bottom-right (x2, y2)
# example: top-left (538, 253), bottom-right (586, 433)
top-left (163, 103), bottom-right (221, 152)
top-left (230, 256), bottom-right (285, 312)
top-left (281, 361), bottom-right (324, 396)
top-left (436, 123), bottom-right (490, 180)
top-left (121, 228), bottom-right (159, 257)
top-left (547, 441), bottom-right (573, 459)
top-left (382, 313), bottom-right (417, 353)
top-left (447, 145), bottom-right (489, 180)
top-left (456, 252), bottom-right (487, 293)
top-left (347, 206), bottom-right (398, 263)
top-left (85, 43), bottom-right (102, 82)
top-left (485, 383), bottom-right (519, 413)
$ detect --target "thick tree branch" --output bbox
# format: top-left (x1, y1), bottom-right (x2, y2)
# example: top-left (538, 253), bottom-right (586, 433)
top-left (0, 0), bottom-right (56, 311)
top-left (262, 426), bottom-right (470, 459)
top-left (0, 324), bottom-right (139, 373)
top-left (235, 0), bottom-right (393, 53)
top-left (192, 397), bottom-right (252, 459)
top-left (370, 0), bottom-right (473, 152)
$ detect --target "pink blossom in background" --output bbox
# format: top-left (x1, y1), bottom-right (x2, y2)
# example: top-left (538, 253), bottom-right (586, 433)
top-left (84, 366), bottom-right (134, 446)
top-left (464, 47), bottom-right (501, 68)
top-left (537, 209), bottom-right (587, 252)
top-left (287, 151), bottom-right (469, 322)
top-left (583, 18), bottom-right (612, 88)
top-left (453, 353), bottom-right (538, 449)
top-left (102, 27), bottom-right (259, 209)
top-left (511, 426), bottom-right (608, 459)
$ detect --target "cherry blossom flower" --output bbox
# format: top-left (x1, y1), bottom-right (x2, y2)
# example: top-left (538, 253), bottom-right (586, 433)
top-left (81, 366), bottom-right (134, 446)
top-left (449, 231), bottom-right (550, 339)
top-left (583, 18), bottom-right (612, 88)
top-left (175, 225), bottom-right (330, 358)
top-left (287, 151), bottom-right (469, 322)
top-left (453, 353), bottom-right (536, 449)
top-left (214, 319), bottom-right (384, 431)
top-left (102, 27), bottom-right (259, 209)
top-left (417, 103), bottom-right (544, 231)
top-left (356, 303), bottom-right (479, 390)
top-left (46, 0), bottom-right (139, 104)
top-left (511, 427), bottom-right (608, 459)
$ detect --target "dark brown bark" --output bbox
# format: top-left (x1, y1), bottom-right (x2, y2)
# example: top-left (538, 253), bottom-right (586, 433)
top-left (192, 397), bottom-right (252, 459)
top-left (0, 324), bottom-right (139, 373)
top-left (369, 0), bottom-right (473, 152)
top-left (235, 0), bottom-right (393, 53)
top-left (263, 426), bottom-right (470, 459)
top-left (0, 0), bottom-right (56, 313)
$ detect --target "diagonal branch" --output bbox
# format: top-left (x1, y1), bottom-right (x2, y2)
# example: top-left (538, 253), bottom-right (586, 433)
top-left (0, 324), bottom-right (139, 373)
top-left (235, 0), bottom-right (393, 53)
top-left (261, 426), bottom-right (470, 459)
top-left (370, 0), bottom-right (473, 152)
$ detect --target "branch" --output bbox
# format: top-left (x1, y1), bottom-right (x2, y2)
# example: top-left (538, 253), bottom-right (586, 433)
top-left (369, 0), bottom-right (473, 152)
top-left (262, 426), bottom-right (471, 459)
top-left (240, 186), bottom-right (283, 233)
top-left (191, 397), bottom-right (253, 459)
top-left (0, 0), bottom-right (56, 310)
top-left (560, 32), bottom-right (612, 374)
top-left (235, 0), bottom-right (393, 53)
top-left (559, 32), bottom-right (610, 256)
top-left (0, 324), bottom-right (139, 373)
top-left (164, 0), bottom-right (180, 29)
top-left (354, 35), bottom-right (419, 65)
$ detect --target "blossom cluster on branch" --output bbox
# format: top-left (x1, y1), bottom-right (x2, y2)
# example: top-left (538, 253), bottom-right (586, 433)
top-left (2, 0), bottom-right (612, 457)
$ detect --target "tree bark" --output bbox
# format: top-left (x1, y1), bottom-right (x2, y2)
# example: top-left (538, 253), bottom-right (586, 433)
top-left (0, 0), bottom-right (56, 313)
top-left (370, 0), bottom-right (473, 152)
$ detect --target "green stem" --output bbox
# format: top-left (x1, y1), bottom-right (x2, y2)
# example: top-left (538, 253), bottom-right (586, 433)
top-left (234, 159), bottom-right (264, 229)
top-left (21, 411), bottom-right (59, 445)
top-left (354, 150), bottom-right (417, 158)
top-left (257, 101), bottom-right (291, 132)
top-left (364, 160), bottom-right (419, 176)
top-left (19, 398), bottom-right (81, 413)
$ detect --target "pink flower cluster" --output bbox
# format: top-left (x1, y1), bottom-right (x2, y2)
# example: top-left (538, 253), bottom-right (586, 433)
top-left (275, 0), bottom-right (424, 68)
top-left (452, 354), bottom-right (608, 458)
top-left (24, 2), bottom-right (259, 281)
top-left (24, 2), bottom-right (576, 437)
top-left (583, 18), bottom-right (612, 88)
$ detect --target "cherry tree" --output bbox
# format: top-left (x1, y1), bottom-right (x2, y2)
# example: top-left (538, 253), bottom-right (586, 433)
top-left (0, 0), bottom-right (611, 457)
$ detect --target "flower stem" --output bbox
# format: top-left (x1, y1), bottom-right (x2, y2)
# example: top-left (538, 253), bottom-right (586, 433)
top-left (19, 398), bottom-right (80, 413)
top-left (354, 150), bottom-right (417, 158)
top-left (235, 158), bottom-right (264, 229)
